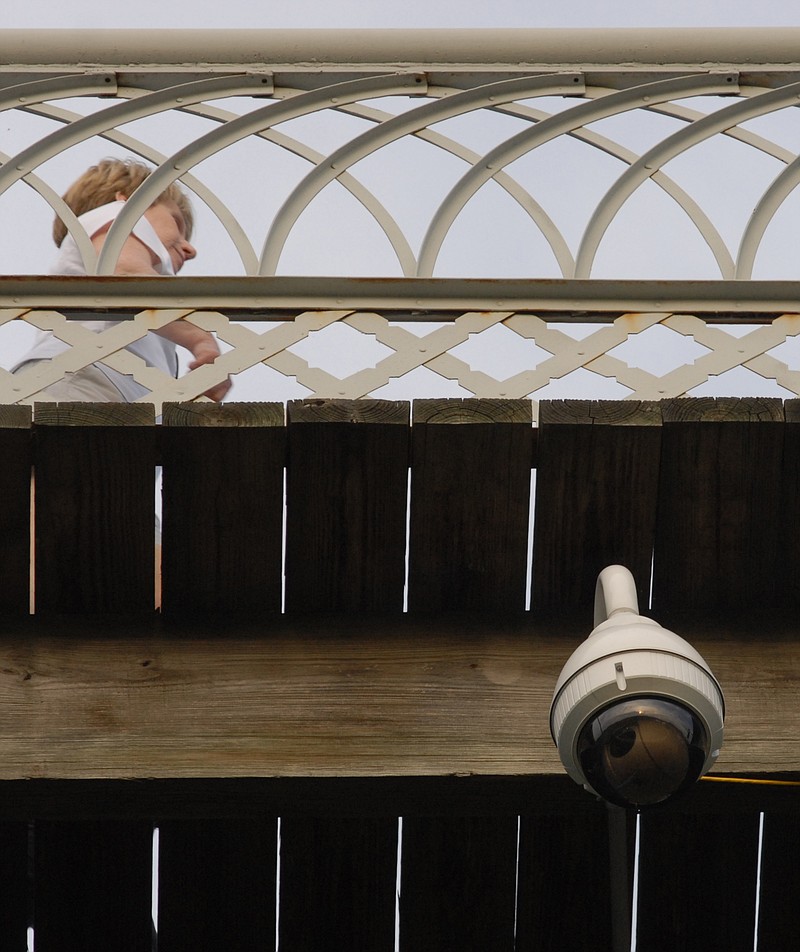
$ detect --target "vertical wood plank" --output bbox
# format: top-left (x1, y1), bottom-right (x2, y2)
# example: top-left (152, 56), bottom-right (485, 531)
top-left (284, 399), bottom-right (409, 613)
top-left (33, 820), bottom-right (153, 952)
top-left (516, 806), bottom-right (629, 952)
top-left (282, 400), bottom-right (407, 950)
top-left (636, 811), bottom-right (760, 951)
top-left (408, 399), bottom-right (533, 613)
top-left (400, 815), bottom-right (518, 952)
top-left (0, 822), bottom-right (30, 950)
top-left (279, 817), bottom-right (397, 952)
top-left (532, 400), bottom-right (662, 617)
top-left (652, 398), bottom-right (784, 616)
top-left (0, 406), bottom-right (32, 615)
top-left (33, 404), bottom-right (156, 613)
top-left (757, 812), bottom-right (800, 946)
top-left (157, 818), bottom-right (277, 951)
top-left (161, 402), bottom-right (285, 615)
top-left (780, 400), bottom-right (800, 613)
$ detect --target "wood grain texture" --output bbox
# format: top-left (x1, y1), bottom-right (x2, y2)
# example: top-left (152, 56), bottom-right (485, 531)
top-left (532, 400), bottom-right (662, 616)
top-left (516, 807), bottom-right (620, 952)
top-left (285, 399), bottom-right (409, 612)
top-left (636, 811), bottom-right (760, 952)
top-left (399, 816), bottom-right (518, 952)
top-left (160, 401), bottom-right (285, 615)
top-left (33, 403), bottom-right (157, 613)
top-left (653, 397), bottom-right (785, 616)
top-left (279, 817), bottom-right (397, 952)
top-left (780, 399), bottom-right (800, 611)
top-left (0, 620), bottom-right (796, 778)
top-left (157, 819), bottom-right (277, 952)
top-left (757, 812), bottom-right (800, 947)
top-left (0, 406), bottom-right (31, 615)
top-left (32, 820), bottom-right (153, 952)
top-left (0, 822), bottom-right (29, 950)
top-left (409, 399), bottom-right (533, 612)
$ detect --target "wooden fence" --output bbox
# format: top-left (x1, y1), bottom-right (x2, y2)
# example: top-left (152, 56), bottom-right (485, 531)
top-left (0, 395), bottom-right (798, 951)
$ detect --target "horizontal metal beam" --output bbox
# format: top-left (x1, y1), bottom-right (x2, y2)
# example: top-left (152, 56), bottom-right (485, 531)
top-left (3, 28), bottom-right (800, 71)
top-left (3, 275), bottom-right (800, 319)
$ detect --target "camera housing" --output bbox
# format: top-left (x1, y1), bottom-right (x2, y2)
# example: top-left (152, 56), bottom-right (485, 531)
top-left (550, 566), bottom-right (725, 808)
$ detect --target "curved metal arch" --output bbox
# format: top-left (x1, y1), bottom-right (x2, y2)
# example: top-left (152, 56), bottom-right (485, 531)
top-left (0, 72), bottom-right (118, 112)
top-left (736, 153), bottom-right (800, 278)
top-left (0, 152), bottom-right (97, 268)
top-left (185, 97), bottom-right (417, 275)
top-left (24, 96), bottom-right (261, 274)
top-left (97, 73), bottom-right (427, 274)
top-left (416, 73), bottom-right (739, 278)
top-left (492, 95), bottom-right (735, 277)
top-left (574, 81), bottom-right (800, 278)
top-left (332, 95), bottom-right (576, 276)
top-left (259, 73), bottom-right (584, 275)
top-left (0, 73), bottom-right (275, 201)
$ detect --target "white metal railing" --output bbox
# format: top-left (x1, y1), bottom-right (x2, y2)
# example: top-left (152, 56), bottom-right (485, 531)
top-left (3, 30), bottom-right (800, 405)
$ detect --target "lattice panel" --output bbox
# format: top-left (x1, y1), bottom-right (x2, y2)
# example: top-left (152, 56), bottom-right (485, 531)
top-left (3, 308), bottom-right (800, 409)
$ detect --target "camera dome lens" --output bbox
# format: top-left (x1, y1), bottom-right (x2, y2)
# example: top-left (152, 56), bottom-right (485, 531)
top-left (576, 697), bottom-right (710, 807)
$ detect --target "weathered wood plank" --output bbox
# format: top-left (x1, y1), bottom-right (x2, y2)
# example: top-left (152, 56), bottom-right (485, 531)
top-left (780, 400), bottom-right (800, 612)
top-left (0, 620), bottom-right (796, 778)
top-left (516, 807), bottom-right (621, 952)
top-left (0, 406), bottom-right (32, 616)
top-left (408, 399), bottom-right (533, 612)
top-left (33, 403), bottom-right (156, 613)
top-left (161, 402), bottom-right (285, 615)
top-left (757, 812), bottom-right (800, 946)
top-left (32, 820), bottom-right (153, 952)
top-left (636, 811), bottom-right (760, 951)
top-left (279, 817), bottom-right (397, 952)
top-left (0, 822), bottom-right (29, 949)
top-left (157, 819), bottom-right (277, 951)
top-left (652, 397), bottom-right (784, 617)
top-left (399, 815), bottom-right (518, 952)
top-left (285, 399), bottom-right (409, 613)
top-left (532, 400), bottom-right (662, 617)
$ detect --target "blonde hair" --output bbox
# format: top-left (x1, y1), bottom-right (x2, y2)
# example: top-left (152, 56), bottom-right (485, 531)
top-left (53, 158), bottom-right (194, 247)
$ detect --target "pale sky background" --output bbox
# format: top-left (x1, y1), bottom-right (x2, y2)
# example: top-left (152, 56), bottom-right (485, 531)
top-left (2, 0), bottom-right (800, 29)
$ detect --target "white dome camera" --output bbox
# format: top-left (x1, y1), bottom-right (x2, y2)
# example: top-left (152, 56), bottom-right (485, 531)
top-left (550, 565), bottom-right (725, 808)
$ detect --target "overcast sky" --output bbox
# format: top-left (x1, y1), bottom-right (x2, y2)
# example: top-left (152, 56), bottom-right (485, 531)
top-left (3, 0), bottom-right (800, 30)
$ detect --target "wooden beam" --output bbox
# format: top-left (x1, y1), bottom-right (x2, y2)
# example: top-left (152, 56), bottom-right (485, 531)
top-left (0, 617), bottom-right (796, 779)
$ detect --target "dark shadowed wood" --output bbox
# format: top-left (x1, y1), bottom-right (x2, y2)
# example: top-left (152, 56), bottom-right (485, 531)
top-left (279, 817), bottom-right (397, 952)
top-left (157, 818), bottom-right (277, 952)
top-left (283, 400), bottom-right (408, 948)
top-left (0, 406), bottom-right (31, 615)
top-left (652, 398), bottom-right (784, 617)
top-left (636, 810), bottom-right (760, 951)
top-left (400, 815), bottom-right (518, 952)
top-left (780, 400), bottom-right (800, 612)
top-left (0, 822), bottom-right (29, 950)
top-left (33, 403), bottom-right (156, 613)
top-left (516, 804), bottom-right (630, 952)
top-left (757, 812), bottom-right (800, 946)
top-left (532, 400), bottom-right (662, 617)
top-left (33, 820), bottom-right (153, 952)
top-left (408, 399), bottom-right (533, 612)
top-left (285, 399), bottom-right (409, 612)
top-left (160, 402), bottom-right (285, 615)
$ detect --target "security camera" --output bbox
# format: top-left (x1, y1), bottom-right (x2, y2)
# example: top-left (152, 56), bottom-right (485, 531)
top-left (550, 565), bottom-right (724, 808)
